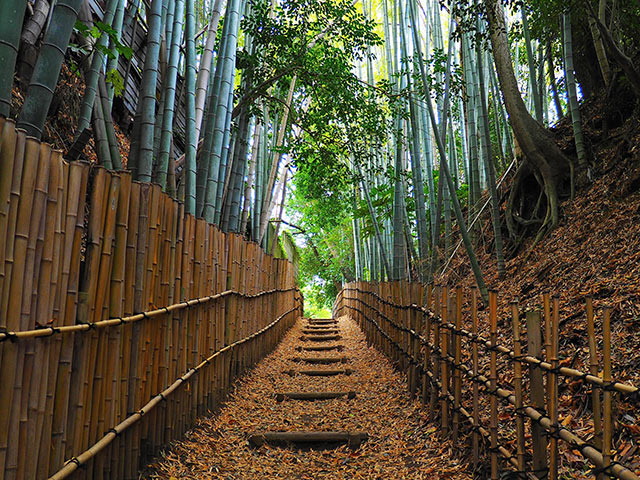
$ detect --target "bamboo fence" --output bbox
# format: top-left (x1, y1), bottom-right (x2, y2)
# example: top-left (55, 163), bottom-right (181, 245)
top-left (335, 281), bottom-right (640, 480)
top-left (0, 119), bottom-right (302, 479)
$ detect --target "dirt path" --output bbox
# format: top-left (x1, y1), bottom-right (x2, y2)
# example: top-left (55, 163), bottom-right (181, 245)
top-left (143, 316), bottom-right (469, 479)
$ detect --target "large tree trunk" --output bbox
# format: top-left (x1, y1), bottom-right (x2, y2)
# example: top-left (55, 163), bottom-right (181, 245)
top-left (485, 0), bottom-right (572, 239)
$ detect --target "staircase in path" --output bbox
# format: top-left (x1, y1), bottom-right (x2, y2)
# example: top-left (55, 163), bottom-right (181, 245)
top-left (143, 315), bottom-right (464, 479)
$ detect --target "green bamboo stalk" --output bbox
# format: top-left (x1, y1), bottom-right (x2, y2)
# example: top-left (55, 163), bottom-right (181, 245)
top-left (214, 85), bottom-right (237, 224)
top-left (475, 32), bottom-right (506, 277)
top-left (183, 0), bottom-right (197, 214)
top-left (133, 0), bottom-right (163, 182)
top-left (199, 0), bottom-right (241, 219)
top-left (401, 3), bottom-right (429, 280)
top-left (353, 159), bottom-right (392, 280)
top-left (547, 41), bottom-right (564, 121)
top-left (420, 15), bottom-right (489, 302)
top-left (195, 0), bottom-right (225, 140)
top-left (17, 0), bottom-right (84, 139)
top-left (154, 0), bottom-right (185, 189)
top-left (0, 1), bottom-right (27, 117)
top-left (92, 93), bottom-right (113, 169)
top-left (106, 0), bottom-right (127, 104)
top-left (75, 0), bottom-right (120, 136)
top-left (563, 12), bottom-right (587, 168)
top-left (98, 76), bottom-right (122, 169)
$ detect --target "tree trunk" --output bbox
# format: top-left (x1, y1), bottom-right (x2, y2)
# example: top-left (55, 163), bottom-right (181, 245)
top-left (485, 0), bottom-right (571, 237)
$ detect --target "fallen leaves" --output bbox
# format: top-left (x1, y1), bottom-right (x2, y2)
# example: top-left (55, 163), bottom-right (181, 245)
top-left (141, 317), bottom-right (470, 479)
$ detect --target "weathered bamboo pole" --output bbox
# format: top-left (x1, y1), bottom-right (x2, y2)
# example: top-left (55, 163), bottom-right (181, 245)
top-left (586, 295), bottom-right (603, 452)
top-left (602, 307), bottom-right (613, 479)
top-left (489, 290), bottom-right (499, 480)
top-left (471, 286), bottom-right (480, 468)
top-left (510, 299), bottom-right (526, 473)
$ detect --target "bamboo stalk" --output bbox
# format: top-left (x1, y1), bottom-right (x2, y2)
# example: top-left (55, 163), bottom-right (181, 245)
top-left (586, 295), bottom-right (603, 452)
top-left (602, 307), bottom-right (613, 479)
top-left (510, 299), bottom-right (526, 473)
top-left (489, 290), bottom-right (499, 480)
top-left (50, 161), bottom-right (88, 471)
top-left (471, 286), bottom-right (480, 469)
top-left (3, 136), bottom-right (39, 480)
top-left (440, 287), bottom-right (449, 434)
top-left (547, 294), bottom-right (559, 480)
top-left (452, 286), bottom-right (462, 442)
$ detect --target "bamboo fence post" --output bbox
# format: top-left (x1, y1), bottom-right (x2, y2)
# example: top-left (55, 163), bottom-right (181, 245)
top-left (510, 298), bottom-right (526, 474)
top-left (431, 286), bottom-right (441, 413)
top-left (453, 286), bottom-right (462, 442)
top-left (526, 310), bottom-right (548, 478)
top-left (1, 133), bottom-right (34, 479)
top-left (50, 161), bottom-right (88, 473)
top-left (489, 290), bottom-right (499, 480)
top-left (546, 295), bottom-right (559, 480)
top-left (39, 152), bottom-right (66, 479)
top-left (586, 295), bottom-right (603, 453)
top-left (23, 143), bottom-right (54, 479)
top-left (602, 307), bottom-right (613, 479)
top-left (440, 286), bottom-right (449, 434)
top-left (421, 286), bottom-right (432, 405)
top-left (471, 286), bottom-right (480, 469)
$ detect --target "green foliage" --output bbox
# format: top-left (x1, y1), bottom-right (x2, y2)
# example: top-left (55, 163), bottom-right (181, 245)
top-left (71, 20), bottom-right (132, 97)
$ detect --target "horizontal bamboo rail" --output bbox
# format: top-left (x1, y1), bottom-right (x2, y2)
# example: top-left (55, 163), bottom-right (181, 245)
top-left (0, 120), bottom-right (303, 479)
top-left (0, 288), bottom-right (297, 342)
top-left (339, 285), bottom-right (640, 400)
top-left (335, 281), bottom-right (640, 480)
top-left (49, 306), bottom-right (298, 480)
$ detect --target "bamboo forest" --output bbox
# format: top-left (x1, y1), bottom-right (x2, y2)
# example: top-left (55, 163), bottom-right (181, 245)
top-left (2, 0), bottom-right (640, 478)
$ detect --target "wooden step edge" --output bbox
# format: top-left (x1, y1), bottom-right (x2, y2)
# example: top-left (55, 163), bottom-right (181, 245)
top-left (291, 356), bottom-right (348, 364)
top-left (296, 345), bottom-right (344, 352)
top-left (275, 391), bottom-right (357, 402)
top-left (299, 335), bottom-right (341, 342)
top-left (248, 431), bottom-right (368, 449)
top-left (284, 368), bottom-right (353, 377)
top-left (301, 329), bottom-right (340, 335)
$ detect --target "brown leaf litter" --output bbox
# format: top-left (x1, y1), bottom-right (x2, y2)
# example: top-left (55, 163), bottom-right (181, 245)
top-left (142, 316), bottom-right (469, 479)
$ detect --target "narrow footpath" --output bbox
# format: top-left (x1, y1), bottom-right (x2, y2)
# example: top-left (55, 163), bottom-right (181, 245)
top-left (143, 316), bottom-right (469, 479)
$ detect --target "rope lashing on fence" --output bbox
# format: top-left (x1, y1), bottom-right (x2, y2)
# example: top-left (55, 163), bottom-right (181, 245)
top-left (340, 287), bottom-right (640, 403)
top-left (339, 294), bottom-right (640, 480)
top-left (340, 302), bottom-right (539, 480)
top-left (48, 304), bottom-right (299, 480)
top-left (0, 287), bottom-right (299, 342)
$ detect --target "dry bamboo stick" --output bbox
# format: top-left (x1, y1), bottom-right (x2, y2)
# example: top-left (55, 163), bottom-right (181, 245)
top-left (50, 161), bottom-right (89, 472)
top-left (452, 286), bottom-right (462, 441)
top-left (471, 286), bottom-right (480, 469)
top-left (510, 299), bottom-right (526, 473)
top-left (431, 286), bottom-right (441, 413)
top-left (3, 136), bottom-right (39, 480)
top-left (547, 295), bottom-right (559, 480)
top-left (586, 295), bottom-right (603, 453)
top-left (602, 307), bottom-right (613, 479)
top-left (440, 287), bottom-right (449, 434)
top-left (489, 290), bottom-right (499, 480)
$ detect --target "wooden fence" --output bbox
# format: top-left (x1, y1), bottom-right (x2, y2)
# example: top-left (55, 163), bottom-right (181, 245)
top-left (335, 281), bottom-right (640, 480)
top-left (0, 118), bottom-right (302, 479)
